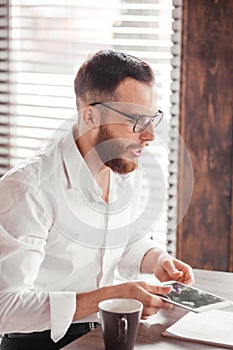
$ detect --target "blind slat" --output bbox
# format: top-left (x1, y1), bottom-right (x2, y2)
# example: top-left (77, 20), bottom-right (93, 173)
top-left (10, 3), bottom-right (173, 10)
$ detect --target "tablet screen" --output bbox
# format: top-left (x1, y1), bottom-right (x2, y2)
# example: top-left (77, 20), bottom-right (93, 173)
top-left (165, 282), bottom-right (226, 311)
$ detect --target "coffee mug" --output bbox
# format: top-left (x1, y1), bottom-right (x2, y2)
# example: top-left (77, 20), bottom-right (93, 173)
top-left (98, 298), bottom-right (143, 350)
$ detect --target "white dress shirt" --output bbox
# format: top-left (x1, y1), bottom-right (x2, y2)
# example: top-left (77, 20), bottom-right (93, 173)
top-left (0, 125), bottom-right (158, 342)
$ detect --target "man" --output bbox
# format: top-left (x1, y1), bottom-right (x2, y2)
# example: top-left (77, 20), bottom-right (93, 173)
top-left (0, 50), bottom-right (194, 350)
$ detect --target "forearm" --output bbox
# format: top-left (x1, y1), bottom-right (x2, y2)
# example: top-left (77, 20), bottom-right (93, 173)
top-left (73, 285), bottom-right (126, 321)
top-left (73, 282), bottom-right (173, 321)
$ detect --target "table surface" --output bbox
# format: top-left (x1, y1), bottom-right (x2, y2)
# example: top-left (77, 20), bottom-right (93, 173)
top-left (62, 269), bottom-right (233, 350)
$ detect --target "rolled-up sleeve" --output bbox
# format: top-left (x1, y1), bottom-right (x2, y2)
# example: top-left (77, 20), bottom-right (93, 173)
top-left (0, 173), bottom-right (76, 342)
top-left (117, 237), bottom-right (157, 280)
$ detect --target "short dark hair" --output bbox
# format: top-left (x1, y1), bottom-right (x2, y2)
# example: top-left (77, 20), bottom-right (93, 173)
top-left (74, 49), bottom-right (154, 110)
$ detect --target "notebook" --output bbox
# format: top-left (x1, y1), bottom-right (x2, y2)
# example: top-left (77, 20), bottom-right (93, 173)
top-left (163, 307), bottom-right (233, 348)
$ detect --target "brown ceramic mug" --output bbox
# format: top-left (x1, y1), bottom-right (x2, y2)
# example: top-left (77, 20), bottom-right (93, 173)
top-left (98, 298), bottom-right (143, 350)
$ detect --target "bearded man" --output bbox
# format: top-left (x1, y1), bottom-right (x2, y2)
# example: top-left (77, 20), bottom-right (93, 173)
top-left (0, 50), bottom-right (194, 350)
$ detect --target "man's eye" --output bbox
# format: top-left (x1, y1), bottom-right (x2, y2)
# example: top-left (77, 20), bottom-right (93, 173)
top-left (137, 118), bottom-right (148, 126)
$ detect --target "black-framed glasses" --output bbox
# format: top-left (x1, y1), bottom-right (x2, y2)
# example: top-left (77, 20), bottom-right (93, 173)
top-left (89, 102), bottom-right (164, 133)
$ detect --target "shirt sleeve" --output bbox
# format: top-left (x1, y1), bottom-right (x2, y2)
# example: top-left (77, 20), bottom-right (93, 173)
top-left (117, 236), bottom-right (158, 280)
top-left (0, 172), bottom-right (76, 342)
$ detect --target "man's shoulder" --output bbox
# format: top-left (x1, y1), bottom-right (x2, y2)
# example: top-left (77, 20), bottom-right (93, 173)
top-left (0, 134), bottom-right (65, 190)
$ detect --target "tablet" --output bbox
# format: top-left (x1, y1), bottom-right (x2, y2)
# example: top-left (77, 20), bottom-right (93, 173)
top-left (159, 281), bottom-right (233, 313)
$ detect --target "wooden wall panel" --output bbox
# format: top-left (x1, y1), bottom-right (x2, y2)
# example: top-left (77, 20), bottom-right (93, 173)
top-left (177, 0), bottom-right (233, 271)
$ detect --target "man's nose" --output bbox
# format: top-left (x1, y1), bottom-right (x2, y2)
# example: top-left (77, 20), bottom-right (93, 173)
top-left (139, 123), bottom-right (155, 142)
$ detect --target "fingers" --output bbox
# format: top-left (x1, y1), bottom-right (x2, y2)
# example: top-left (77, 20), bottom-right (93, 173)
top-left (141, 294), bottom-right (173, 318)
top-left (183, 269), bottom-right (195, 285)
top-left (173, 259), bottom-right (195, 285)
top-left (147, 284), bottom-right (173, 296)
top-left (135, 283), bottom-right (173, 318)
top-left (119, 281), bottom-right (173, 319)
top-left (161, 258), bottom-right (195, 285)
top-left (182, 262), bottom-right (195, 285)
top-left (163, 259), bottom-right (183, 278)
top-left (132, 282), bottom-right (172, 301)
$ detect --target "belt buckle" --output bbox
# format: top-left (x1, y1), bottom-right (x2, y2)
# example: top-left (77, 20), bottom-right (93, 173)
top-left (89, 322), bottom-right (95, 330)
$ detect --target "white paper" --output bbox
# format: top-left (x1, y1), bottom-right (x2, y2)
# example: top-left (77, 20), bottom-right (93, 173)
top-left (165, 310), bottom-right (233, 347)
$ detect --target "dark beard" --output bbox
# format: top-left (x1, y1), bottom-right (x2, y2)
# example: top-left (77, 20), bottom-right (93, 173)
top-left (94, 125), bottom-right (138, 175)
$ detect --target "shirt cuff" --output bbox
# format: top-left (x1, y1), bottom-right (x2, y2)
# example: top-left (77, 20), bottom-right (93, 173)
top-left (49, 291), bottom-right (76, 342)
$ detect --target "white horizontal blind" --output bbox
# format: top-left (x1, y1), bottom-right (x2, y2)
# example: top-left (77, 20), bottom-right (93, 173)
top-left (167, 0), bottom-right (182, 256)
top-left (0, 0), bottom-right (11, 174)
top-left (0, 0), bottom-right (175, 252)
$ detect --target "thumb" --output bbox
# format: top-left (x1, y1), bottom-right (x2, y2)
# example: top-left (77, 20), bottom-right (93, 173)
top-left (150, 285), bottom-right (173, 296)
top-left (165, 260), bottom-right (183, 279)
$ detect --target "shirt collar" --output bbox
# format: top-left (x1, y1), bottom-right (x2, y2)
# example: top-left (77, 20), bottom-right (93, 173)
top-left (59, 126), bottom-right (100, 194)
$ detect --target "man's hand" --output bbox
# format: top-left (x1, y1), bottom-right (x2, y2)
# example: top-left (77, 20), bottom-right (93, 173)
top-left (73, 282), bottom-right (173, 321)
top-left (154, 253), bottom-right (194, 285)
top-left (141, 248), bottom-right (195, 285)
top-left (115, 281), bottom-right (173, 319)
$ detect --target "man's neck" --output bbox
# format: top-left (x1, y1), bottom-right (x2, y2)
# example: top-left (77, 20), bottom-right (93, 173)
top-left (74, 128), bottom-right (111, 203)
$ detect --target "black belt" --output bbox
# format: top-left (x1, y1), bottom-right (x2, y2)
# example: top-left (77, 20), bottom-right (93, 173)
top-left (5, 322), bottom-right (100, 340)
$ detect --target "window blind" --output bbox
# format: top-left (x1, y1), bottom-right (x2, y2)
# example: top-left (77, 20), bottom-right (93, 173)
top-left (0, 0), bottom-right (10, 173)
top-left (0, 0), bottom-right (176, 252)
top-left (167, 0), bottom-right (182, 256)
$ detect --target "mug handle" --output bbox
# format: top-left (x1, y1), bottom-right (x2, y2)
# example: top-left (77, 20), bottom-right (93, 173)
top-left (117, 315), bottom-right (128, 343)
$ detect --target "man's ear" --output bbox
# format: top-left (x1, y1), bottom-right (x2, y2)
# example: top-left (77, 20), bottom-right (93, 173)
top-left (82, 106), bottom-right (97, 128)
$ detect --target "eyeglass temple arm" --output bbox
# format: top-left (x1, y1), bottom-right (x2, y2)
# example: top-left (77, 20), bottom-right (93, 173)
top-left (89, 102), bottom-right (136, 121)
top-left (89, 102), bottom-right (163, 120)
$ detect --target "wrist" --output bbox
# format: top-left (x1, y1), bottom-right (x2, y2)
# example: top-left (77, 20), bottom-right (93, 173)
top-left (140, 247), bottom-right (167, 274)
top-left (73, 285), bottom-right (125, 321)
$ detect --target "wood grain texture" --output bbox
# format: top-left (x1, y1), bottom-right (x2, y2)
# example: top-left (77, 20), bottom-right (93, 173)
top-left (230, 149), bottom-right (233, 271)
top-left (177, 0), bottom-right (233, 270)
